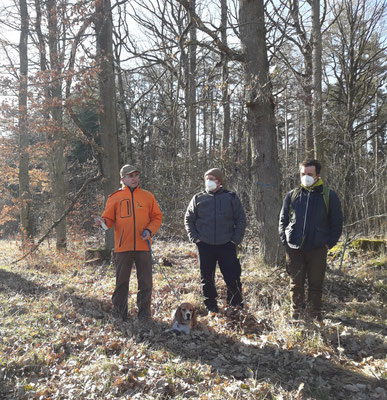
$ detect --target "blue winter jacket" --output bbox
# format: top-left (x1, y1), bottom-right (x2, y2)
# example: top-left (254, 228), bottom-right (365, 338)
top-left (279, 185), bottom-right (343, 250)
top-left (185, 187), bottom-right (246, 245)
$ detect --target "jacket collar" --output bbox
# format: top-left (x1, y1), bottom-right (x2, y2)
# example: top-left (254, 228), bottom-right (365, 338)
top-left (206, 186), bottom-right (225, 195)
top-left (123, 185), bottom-right (140, 193)
top-left (300, 177), bottom-right (323, 192)
top-left (300, 183), bottom-right (323, 193)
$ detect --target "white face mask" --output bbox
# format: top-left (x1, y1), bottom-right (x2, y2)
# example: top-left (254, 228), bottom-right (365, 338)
top-left (301, 175), bottom-right (315, 187)
top-left (205, 179), bottom-right (217, 192)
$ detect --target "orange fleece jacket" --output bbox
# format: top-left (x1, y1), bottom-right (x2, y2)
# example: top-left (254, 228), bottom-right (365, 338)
top-left (101, 185), bottom-right (162, 252)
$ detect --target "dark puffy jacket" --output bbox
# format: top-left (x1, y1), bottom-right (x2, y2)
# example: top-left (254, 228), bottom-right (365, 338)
top-left (184, 188), bottom-right (246, 245)
top-left (279, 185), bottom-right (343, 250)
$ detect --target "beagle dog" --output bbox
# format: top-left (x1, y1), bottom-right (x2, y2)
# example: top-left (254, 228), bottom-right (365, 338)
top-left (172, 302), bottom-right (197, 334)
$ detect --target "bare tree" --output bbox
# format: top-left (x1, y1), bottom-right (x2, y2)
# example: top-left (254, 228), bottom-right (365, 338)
top-left (113, 2), bottom-right (133, 163)
top-left (239, 0), bottom-right (281, 265)
top-left (46, 0), bottom-right (67, 249)
top-left (95, 0), bottom-right (120, 251)
top-left (312, 0), bottom-right (323, 162)
top-left (188, 0), bottom-right (197, 156)
top-left (175, 0), bottom-right (282, 264)
top-left (325, 0), bottom-right (386, 230)
top-left (267, 0), bottom-right (330, 158)
top-left (117, 0), bottom-right (190, 162)
top-left (221, 0), bottom-right (231, 155)
top-left (18, 0), bottom-right (32, 240)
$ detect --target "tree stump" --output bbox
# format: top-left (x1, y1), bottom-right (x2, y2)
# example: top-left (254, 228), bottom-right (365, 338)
top-left (352, 239), bottom-right (386, 254)
top-left (84, 248), bottom-right (111, 266)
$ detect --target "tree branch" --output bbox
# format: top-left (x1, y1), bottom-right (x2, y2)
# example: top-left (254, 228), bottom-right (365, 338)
top-left (175, 0), bottom-right (244, 62)
top-left (12, 174), bottom-right (103, 264)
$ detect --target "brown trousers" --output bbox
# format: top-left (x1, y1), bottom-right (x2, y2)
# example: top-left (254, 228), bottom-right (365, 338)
top-left (112, 251), bottom-right (152, 319)
top-left (285, 246), bottom-right (327, 318)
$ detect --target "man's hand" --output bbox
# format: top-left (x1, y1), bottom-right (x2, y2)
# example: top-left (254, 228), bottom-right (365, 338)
top-left (92, 215), bottom-right (108, 230)
top-left (141, 229), bottom-right (151, 240)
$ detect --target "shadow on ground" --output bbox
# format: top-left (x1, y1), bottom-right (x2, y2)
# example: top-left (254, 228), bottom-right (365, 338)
top-left (114, 315), bottom-right (386, 398)
top-left (1, 267), bottom-right (386, 399)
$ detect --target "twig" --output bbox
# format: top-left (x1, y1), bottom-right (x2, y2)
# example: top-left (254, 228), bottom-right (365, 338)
top-left (339, 232), bottom-right (350, 271)
top-left (344, 214), bottom-right (387, 228)
top-left (12, 174), bottom-right (102, 264)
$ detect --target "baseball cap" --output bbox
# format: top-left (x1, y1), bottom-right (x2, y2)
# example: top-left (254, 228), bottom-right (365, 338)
top-left (120, 164), bottom-right (140, 178)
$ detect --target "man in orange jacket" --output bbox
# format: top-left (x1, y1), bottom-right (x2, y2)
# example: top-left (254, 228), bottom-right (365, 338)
top-left (94, 164), bottom-right (162, 321)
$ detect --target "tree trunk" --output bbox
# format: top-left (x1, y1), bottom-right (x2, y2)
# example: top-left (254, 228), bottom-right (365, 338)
top-left (239, 0), bottom-right (282, 266)
top-left (47, 0), bottom-right (67, 250)
top-left (297, 102), bottom-right (302, 166)
top-left (284, 86), bottom-right (289, 166)
top-left (312, 0), bottom-right (323, 163)
top-left (304, 51), bottom-right (313, 157)
top-left (374, 88), bottom-right (379, 167)
top-left (188, 0), bottom-right (197, 156)
top-left (202, 66), bottom-right (209, 159)
top-left (18, 0), bottom-right (32, 241)
top-left (221, 0), bottom-right (231, 155)
top-left (116, 62), bottom-right (131, 165)
top-left (95, 0), bottom-right (120, 251)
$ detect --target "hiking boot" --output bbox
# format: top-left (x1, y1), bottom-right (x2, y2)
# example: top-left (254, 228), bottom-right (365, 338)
top-left (138, 309), bottom-right (152, 320)
top-left (136, 315), bottom-right (154, 331)
top-left (311, 312), bottom-right (323, 322)
top-left (292, 311), bottom-right (302, 320)
top-left (113, 306), bottom-right (128, 322)
top-left (228, 302), bottom-right (244, 310)
top-left (206, 305), bottom-right (219, 313)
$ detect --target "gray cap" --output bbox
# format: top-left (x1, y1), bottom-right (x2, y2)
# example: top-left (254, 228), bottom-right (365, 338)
top-left (120, 164), bottom-right (140, 177)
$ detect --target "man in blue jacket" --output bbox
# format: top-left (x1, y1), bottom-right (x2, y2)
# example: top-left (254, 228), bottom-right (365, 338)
top-left (185, 168), bottom-right (246, 313)
top-left (279, 160), bottom-right (343, 321)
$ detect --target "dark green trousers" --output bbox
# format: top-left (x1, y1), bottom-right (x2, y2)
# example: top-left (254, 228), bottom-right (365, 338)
top-left (112, 251), bottom-right (152, 319)
top-left (285, 246), bottom-right (327, 319)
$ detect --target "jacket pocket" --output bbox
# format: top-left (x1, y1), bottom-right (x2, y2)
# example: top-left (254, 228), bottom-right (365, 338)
top-left (285, 222), bottom-right (303, 247)
top-left (120, 199), bottom-right (132, 218)
top-left (314, 227), bottom-right (329, 247)
top-left (118, 230), bottom-right (124, 248)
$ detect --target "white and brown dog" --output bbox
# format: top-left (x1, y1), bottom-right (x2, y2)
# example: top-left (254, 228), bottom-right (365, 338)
top-left (172, 302), bottom-right (197, 334)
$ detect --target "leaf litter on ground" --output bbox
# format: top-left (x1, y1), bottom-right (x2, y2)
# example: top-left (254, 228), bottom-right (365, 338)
top-left (0, 239), bottom-right (386, 399)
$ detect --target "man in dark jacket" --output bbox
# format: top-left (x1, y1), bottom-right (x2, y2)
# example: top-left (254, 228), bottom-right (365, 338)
top-left (185, 168), bottom-right (246, 313)
top-left (279, 159), bottom-right (343, 321)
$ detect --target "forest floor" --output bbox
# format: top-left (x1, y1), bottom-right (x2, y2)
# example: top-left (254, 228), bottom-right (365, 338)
top-left (0, 238), bottom-right (386, 399)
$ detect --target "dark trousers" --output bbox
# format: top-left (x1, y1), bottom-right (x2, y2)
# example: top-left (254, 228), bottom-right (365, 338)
top-left (112, 251), bottom-right (152, 319)
top-left (196, 241), bottom-right (243, 309)
top-left (285, 246), bottom-right (327, 318)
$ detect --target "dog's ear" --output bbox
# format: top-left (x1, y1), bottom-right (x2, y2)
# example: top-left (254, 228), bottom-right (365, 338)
top-left (174, 305), bottom-right (183, 323)
top-left (191, 307), bottom-right (198, 327)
